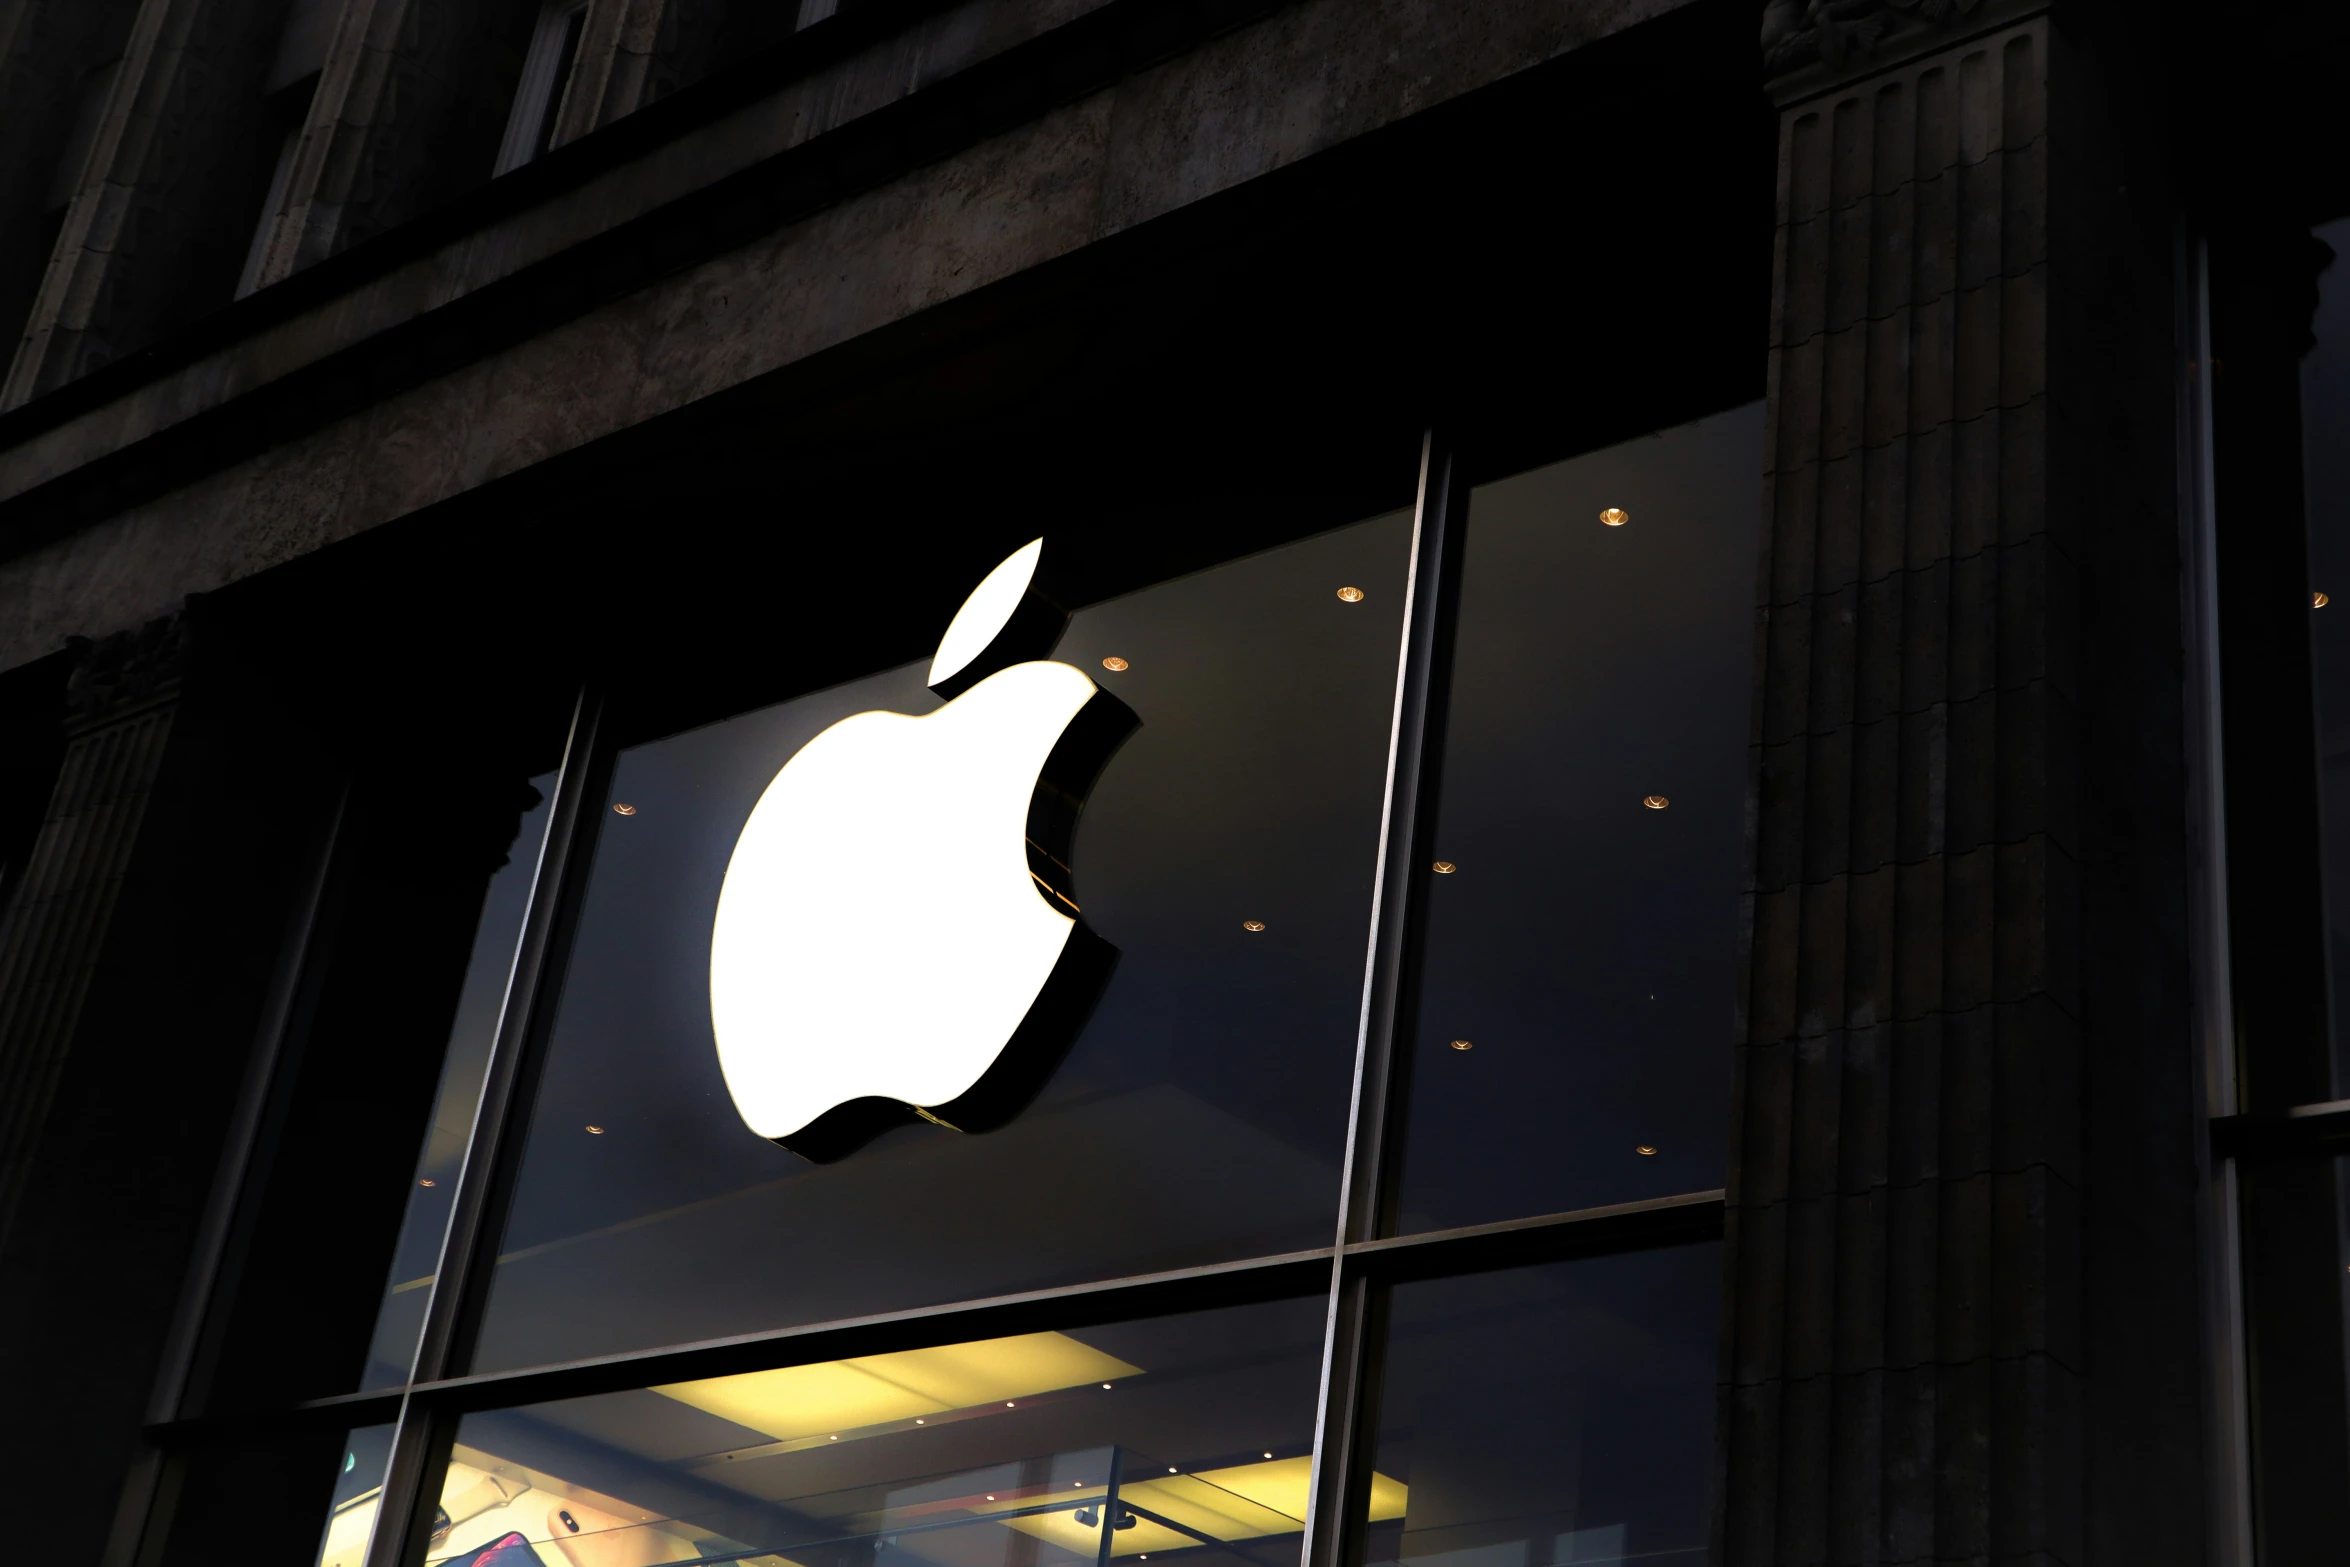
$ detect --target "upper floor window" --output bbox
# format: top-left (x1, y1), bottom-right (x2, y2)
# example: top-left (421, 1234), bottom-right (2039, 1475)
top-left (496, 0), bottom-right (592, 175)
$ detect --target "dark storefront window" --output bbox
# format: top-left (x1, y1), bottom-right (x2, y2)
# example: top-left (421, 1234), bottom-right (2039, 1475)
top-left (146, 400), bottom-right (1763, 1567)
top-left (472, 513), bottom-right (1413, 1370)
top-left (359, 779), bottom-right (560, 1391)
top-left (1394, 408), bottom-right (1760, 1233)
top-left (1362, 1246), bottom-right (1720, 1567)
top-left (424, 1297), bottom-right (1328, 1567)
top-left (320, 1424), bottom-right (402, 1567)
top-left (2211, 213), bottom-right (2350, 1561)
top-left (2302, 215), bottom-right (2350, 1099)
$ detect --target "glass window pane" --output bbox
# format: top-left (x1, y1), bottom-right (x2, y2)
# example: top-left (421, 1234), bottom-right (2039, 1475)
top-left (182, 753), bottom-right (568, 1409)
top-left (2239, 1155), bottom-right (2350, 1554)
top-left (355, 777), bottom-right (559, 1389)
top-left (317, 1422), bottom-right (401, 1567)
top-left (1393, 407), bottom-right (1762, 1232)
top-left (426, 1296), bottom-right (1333, 1567)
top-left (1361, 1245), bottom-right (1720, 1567)
top-left (474, 515), bottom-right (1412, 1371)
top-left (2301, 215), bottom-right (2350, 1097)
top-left (146, 1419), bottom-right (377, 1565)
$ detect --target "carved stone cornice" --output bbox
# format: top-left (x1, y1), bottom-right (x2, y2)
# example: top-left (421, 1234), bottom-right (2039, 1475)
top-left (1761, 0), bottom-right (2047, 102)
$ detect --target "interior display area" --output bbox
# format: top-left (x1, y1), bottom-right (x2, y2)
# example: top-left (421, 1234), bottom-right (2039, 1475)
top-left (414, 1300), bottom-right (1339, 1567)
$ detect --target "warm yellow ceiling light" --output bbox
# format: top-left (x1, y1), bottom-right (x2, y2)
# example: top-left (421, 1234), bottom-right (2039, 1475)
top-left (994, 1458), bottom-right (1405, 1558)
top-left (654, 1332), bottom-right (1139, 1441)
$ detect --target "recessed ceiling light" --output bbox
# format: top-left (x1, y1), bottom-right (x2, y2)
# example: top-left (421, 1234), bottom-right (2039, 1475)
top-left (1642, 795), bottom-right (1670, 810)
top-left (1601, 508), bottom-right (1629, 527)
top-left (1242, 920), bottom-right (1266, 932)
top-left (585, 1124), bottom-right (605, 1134)
top-left (1336, 586), bottom-right (1365, 603)
top-left (1101, 656), bottom-right (1129, 671)
top-left (1006, 1401), bottom-right (1015, 1407)
top-left (987, 1496), bottom-right (996, 1502)
top-left (1168, 1468), bottom-right (1177, 1474)
top-left (916, 1419), bottom-right (925, 1424)
top-left (829, 1435), bottom-right (838, 1441)
top-left (1101, 1383), bottom-right (1112, 1390)
top-left (1262, 1451), bottom-right (1273, 1459)
top-left (418, 1178), bottom-right (435, 1187)
top-left (1432, 860), bottom-right (1456, 874)
top-left (2317, 591), bottom-right (2332, 608)
top-left (1636, 1144), bottom-right (1658, 1156)
top-left (613, 803), bottom-right (638, 816)
top-left (1450, 1039), bottom-right (1473, 1051)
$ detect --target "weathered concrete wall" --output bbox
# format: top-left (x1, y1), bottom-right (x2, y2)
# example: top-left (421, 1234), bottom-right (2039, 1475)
top-left (0, 0), bottom-right (1676, 674)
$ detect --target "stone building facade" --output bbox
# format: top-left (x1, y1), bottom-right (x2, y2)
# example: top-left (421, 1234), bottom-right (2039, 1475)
top-left (0, 1), bottom-right (2346, 1565)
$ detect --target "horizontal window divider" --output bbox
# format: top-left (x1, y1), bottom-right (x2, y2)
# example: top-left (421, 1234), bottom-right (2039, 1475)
top-left (140, 1192), bottom-right (1729, 1443)
top-left (142, 1387), bottom-right (407, 1445)
top-left (2210, 1103), bottom-right (2350, 1160)
top-left (1342, 1190), bottom-right (1727, 1279)
top-left (405, 1246), bottom-right (1341, 1413)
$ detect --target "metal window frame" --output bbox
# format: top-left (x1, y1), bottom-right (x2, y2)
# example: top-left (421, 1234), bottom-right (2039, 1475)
top-left (138, 428), bottom-right (1735, 1567)
top-left (2195, 218), bottom-right (2350, 1567)
top-left (2180, 230), bottom-right (2255, 1567)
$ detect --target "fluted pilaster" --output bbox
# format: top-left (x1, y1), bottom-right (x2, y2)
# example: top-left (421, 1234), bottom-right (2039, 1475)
top-left (1725, 19), bottom-right (2086, 1567)
top-left (0, 616), bottom-right (184, 1250)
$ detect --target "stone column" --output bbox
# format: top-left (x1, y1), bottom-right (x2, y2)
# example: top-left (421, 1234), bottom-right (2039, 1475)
top-left (1726, 3), bottom-right (2205, 1564)
top-left (0, 616), bottom-right (184, 1250)
top-left (0, 607), bottom-right (346, 1561)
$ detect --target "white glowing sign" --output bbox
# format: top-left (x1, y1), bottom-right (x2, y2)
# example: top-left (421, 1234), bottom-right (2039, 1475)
top-left (709, 539), bottom-right (1124, 1157)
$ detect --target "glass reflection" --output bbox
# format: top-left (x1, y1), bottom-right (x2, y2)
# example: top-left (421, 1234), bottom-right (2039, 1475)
top-left (314, 1422), bottom-right (399, 1567)
top-left (1361, 1245), bottom-right (1719, 1567)
top-left (426, 1298), bottom-right (1336, 1567)
top-left (475, 517), bottom-right (1411, 1370)
top-left (1393, 407), bottom-right (1762, 1231)
top-left (356, 779), bottom-right (558, 1389)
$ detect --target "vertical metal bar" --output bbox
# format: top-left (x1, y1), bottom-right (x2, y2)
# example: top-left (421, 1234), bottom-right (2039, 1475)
top-left (1301, 431), bottom-right (1471, 1567)
top-left (2180, 231), bottom-right (2253, 1567)
top-left (96, 785), bottom-right (352, 1567)
top-left (363, 687), bottom-right (606, 1567)
top-left (1095, 1446), bottom-right (1125, 1567)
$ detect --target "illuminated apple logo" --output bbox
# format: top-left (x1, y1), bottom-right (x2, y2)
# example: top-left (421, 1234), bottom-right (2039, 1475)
top-left (709, 539), bottom-right (1134, 1162)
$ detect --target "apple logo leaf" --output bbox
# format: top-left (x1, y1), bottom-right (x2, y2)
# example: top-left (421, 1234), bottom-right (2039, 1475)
top-left (926, 538), bottom-right (1072, 699)
top-left (709, 538), bottom-right (1138, 1163)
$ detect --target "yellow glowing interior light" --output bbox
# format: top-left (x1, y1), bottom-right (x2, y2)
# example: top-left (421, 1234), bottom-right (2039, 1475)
top-left (423, 1456), bottom-right (742, 1567)
top-left (992, 1458), bottom-right (1405, 1558)
top-left (930, 539), bottom-right (1042, 687)
top-left (315, 1489), bottom-right (379, 1567)
top-left (654, 1332), bottom-right (1140, 1440)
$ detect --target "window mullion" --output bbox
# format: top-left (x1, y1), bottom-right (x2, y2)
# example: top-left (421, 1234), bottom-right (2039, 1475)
top-left (1302, 427), bottom-right (1472, 1567)
top-left (363, 686), bottom-right (607, 1567)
